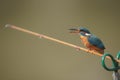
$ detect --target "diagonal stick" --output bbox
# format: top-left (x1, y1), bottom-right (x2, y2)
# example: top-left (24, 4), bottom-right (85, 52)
top-left (5, 24), bottom-right (120, 63)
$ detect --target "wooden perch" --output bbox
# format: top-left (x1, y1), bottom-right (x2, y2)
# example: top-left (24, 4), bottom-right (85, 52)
top-left (5, 24), bottom-right (120, 63)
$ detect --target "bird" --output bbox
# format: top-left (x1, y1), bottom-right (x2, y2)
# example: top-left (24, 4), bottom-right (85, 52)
top-left (69, 27), bottom-right (105, 54)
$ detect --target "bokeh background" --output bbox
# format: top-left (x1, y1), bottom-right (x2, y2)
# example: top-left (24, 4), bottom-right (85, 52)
top-left (0, 0), bottom-right (120, 80)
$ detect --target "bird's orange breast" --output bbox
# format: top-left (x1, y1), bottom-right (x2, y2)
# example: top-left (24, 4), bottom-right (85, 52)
top-left (80, 35), bottom-right (104, 54)
top-left (80, 36), bottom-right (91, 48)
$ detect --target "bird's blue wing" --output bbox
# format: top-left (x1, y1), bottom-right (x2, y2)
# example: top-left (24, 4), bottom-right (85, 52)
top-left (88, 35), bottom-right (105, 49)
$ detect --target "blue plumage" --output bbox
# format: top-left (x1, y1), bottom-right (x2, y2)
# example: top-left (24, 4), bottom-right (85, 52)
top-left (69, 27), bottom-right (105, 54)
top-left (79, 27), bottom-right (105, 54)
top-left (88, 35), bottom-right (105, 49)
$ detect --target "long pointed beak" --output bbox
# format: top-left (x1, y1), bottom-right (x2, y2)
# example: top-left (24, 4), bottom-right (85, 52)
top-left (68, 28), bottom-right (80, 33)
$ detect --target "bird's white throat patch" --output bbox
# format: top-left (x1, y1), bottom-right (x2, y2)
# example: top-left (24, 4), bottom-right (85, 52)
top-left (85, 33), bottom-right (91, 36)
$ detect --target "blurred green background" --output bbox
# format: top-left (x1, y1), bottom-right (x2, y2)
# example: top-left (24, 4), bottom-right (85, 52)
top-left (0, 0), bottom-right (120, 80)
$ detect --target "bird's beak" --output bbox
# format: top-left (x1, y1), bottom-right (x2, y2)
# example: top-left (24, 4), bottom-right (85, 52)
top-left (68, 28), bottom-right (80, 34)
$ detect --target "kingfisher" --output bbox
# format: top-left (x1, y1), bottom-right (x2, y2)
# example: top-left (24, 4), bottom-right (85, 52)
top-left (69, 27), bottom-right (105, 54)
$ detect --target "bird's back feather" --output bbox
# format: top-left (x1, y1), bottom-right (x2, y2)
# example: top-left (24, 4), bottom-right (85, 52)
top-left (88, 35), bottom-right (105, 50)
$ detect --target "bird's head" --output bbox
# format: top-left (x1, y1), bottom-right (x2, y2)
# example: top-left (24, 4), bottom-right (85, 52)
top-left (69, 27), bottom-right (91, 36)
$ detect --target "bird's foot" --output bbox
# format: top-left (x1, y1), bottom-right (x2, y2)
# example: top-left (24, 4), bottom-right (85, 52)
top-left (87, 49), bottom-right (93, 53)
top-left (87, 49), bottom-right (91, 53)
top-left (87, 49), bottom-right (95, 54)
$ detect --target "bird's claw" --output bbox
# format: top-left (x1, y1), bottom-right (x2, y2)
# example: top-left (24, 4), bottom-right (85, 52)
top-left (87, 49), bottom-right (94, 54)
top-left (87, 49), bottom-right (91, 53)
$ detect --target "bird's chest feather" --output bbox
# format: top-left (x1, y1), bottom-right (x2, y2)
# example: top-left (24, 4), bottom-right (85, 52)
top-left (80, 36), bottom-right (90, 47)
